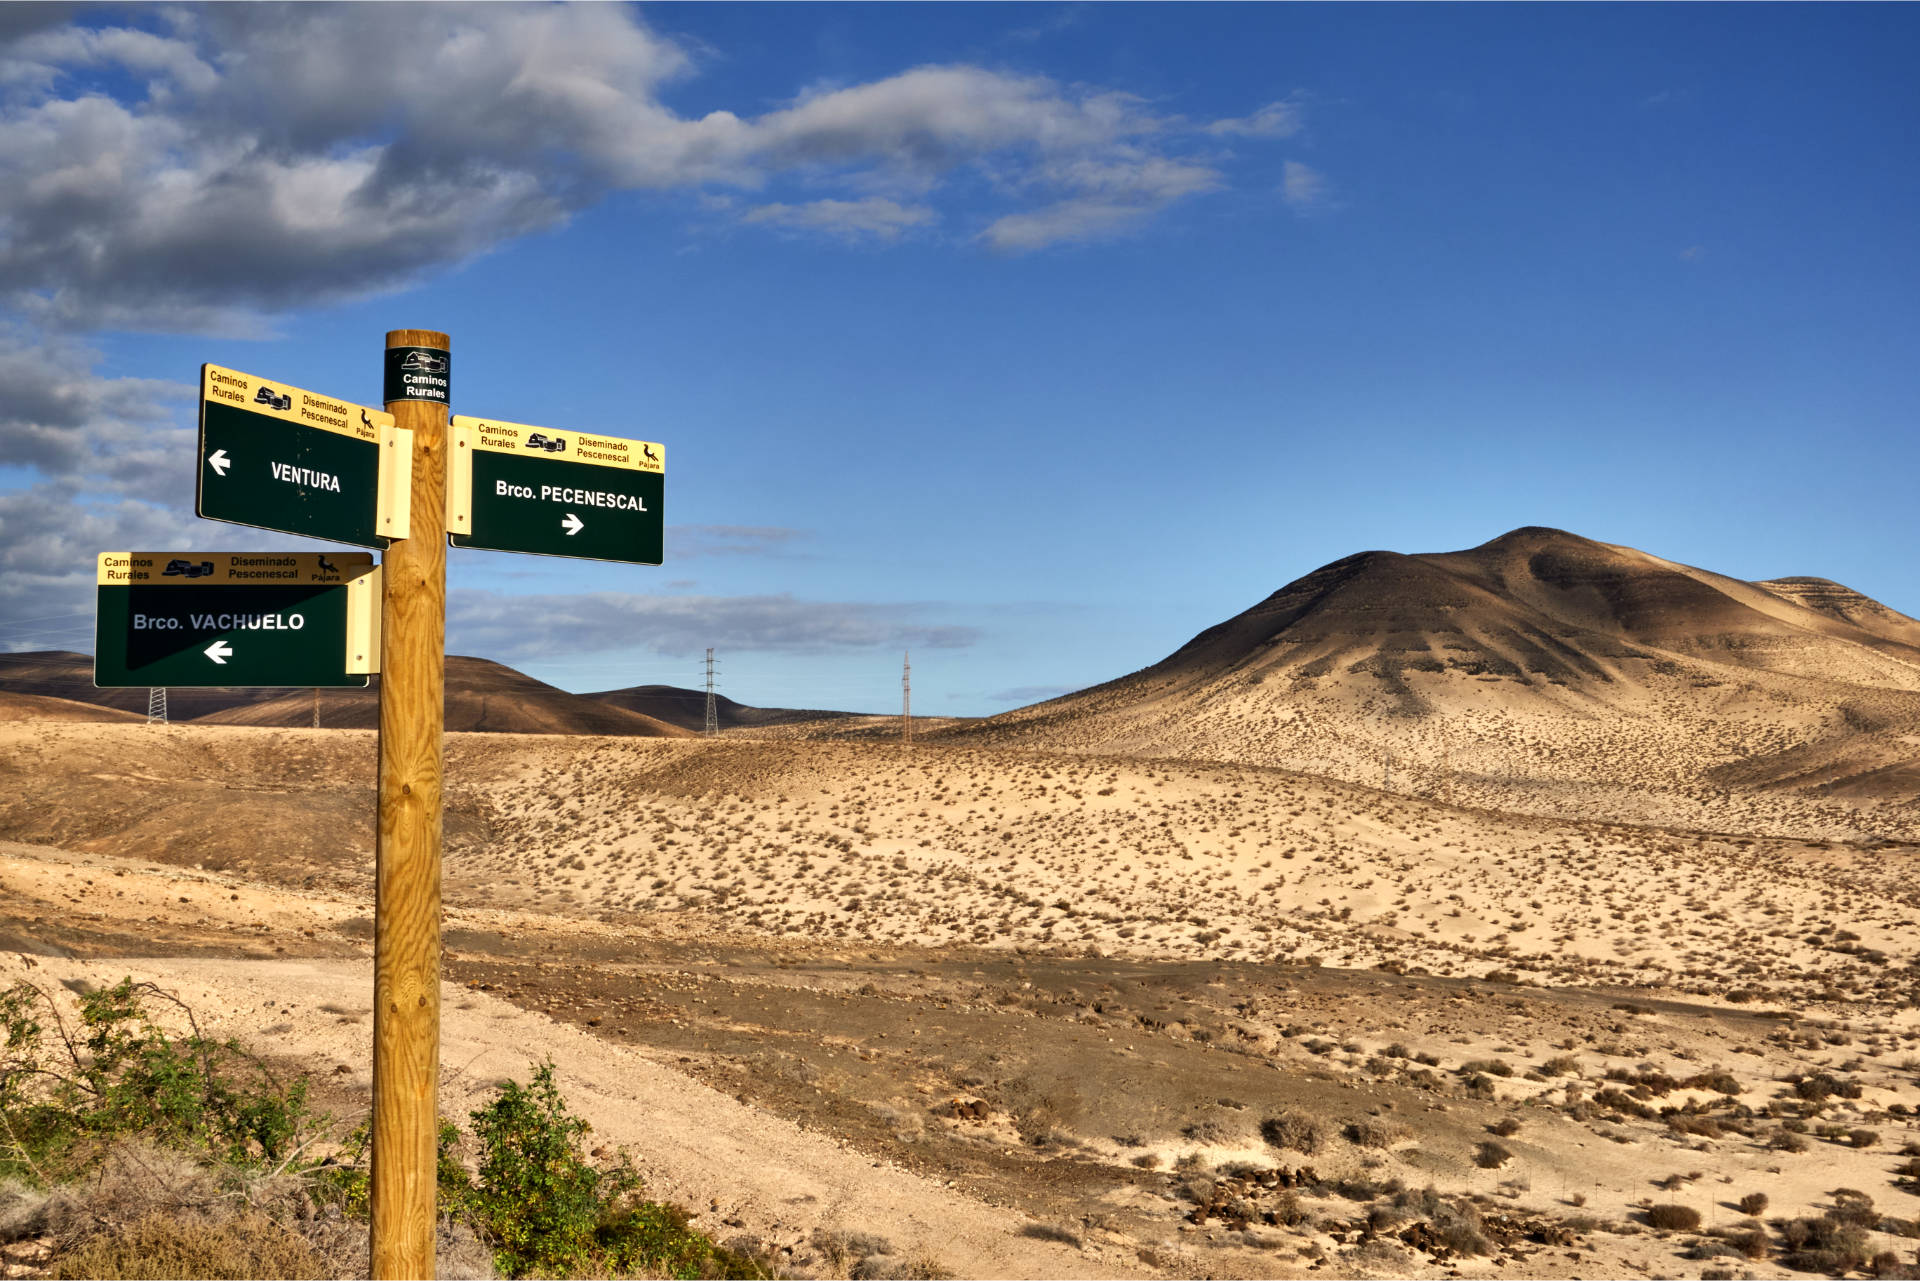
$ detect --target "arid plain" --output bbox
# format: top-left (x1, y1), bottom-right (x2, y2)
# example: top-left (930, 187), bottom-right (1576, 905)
top-left (3, 528), bottom-right (1918, 1279)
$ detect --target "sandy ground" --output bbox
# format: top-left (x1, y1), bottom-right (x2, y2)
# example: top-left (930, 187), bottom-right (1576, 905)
top-left (2, 721), bottom-right (1919, 1278)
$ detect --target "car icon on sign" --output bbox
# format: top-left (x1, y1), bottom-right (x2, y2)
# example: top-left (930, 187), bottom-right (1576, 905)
top-left (400, 351), bottom-right (448, 374)
top-left (163, 559), bottom-right (215, 578)
top-left (525, 433), bottom-right (566, 453)
top-left (254, 386), bottom-right (292, 411)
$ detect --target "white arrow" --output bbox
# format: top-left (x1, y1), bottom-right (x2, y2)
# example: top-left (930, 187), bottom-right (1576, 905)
top-left (207, 448), bottom-right (231, 477)
top-left (561, 512), bottom-right (584, 536)
top-left (204, 640), bottom-right (233, 665)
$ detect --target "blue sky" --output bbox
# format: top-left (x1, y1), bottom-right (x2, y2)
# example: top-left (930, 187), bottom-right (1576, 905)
top-left (1, 4), bottom-right (1915, 715)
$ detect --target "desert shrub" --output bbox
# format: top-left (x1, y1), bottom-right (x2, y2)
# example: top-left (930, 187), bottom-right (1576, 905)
top-left (1460, 1059), bottom-right (1515, 1078)
top-left (1848, 1127), bottom-right (1881, 1148)
top-left (1489, 1116), bottom-right (1523, 1137)
top-left (1779, 1214), bottom-right (1871, 1274)
top-left (1472, 1141), bottom-right (1512, 1169)
top-left (1539, 1055), bottom-right (1581, 1077)
top-left (1792, 1072), bottom-right (1863, 1102)
top-left (1259, 1110), bottom-right (1324, 1155)
top-left (0, 979), bottom-right (314, 1179)
top-left (1180, 1117), bottom-right (1235, 1144)
top-left (1738, 1192), bottom-right (1769, 1216)
top-left (1647, 1204), bottom-right (1702, 1232)
top-left (1724, 1225), bottom-right (1770, 1260)
top-left (1666, 1113), bottom-right (1723, 1138)
top-left (850, 1251), bottom-right (957, 1280)
top-left (1267, 1190), bottom-right (1307, 1226)
top-left (1682, 1069), bottom-right (1743, 1095)
top-left (1831, 1190), bottom-right (1878, 1227)
top-left (1391, 1186), bottom-right (1491, 1256)
top-left (1768, 1127), bottom-right (1809, 1153)
top-left (50, 1211), bottom-right (323, 1280)
top-left (1343, 1119), bottom-right (1408, 1149)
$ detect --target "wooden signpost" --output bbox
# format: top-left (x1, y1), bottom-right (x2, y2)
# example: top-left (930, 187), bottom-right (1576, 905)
top-left (372, 329), bottom-right (450, 1279)
top-left (94, 329), bottom-right (666, 1277)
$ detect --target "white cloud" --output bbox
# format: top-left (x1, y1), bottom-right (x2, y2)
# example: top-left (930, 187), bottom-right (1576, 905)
top-left (0, 9), bottom-right (1314, 326)
top-left (740, 197), bottom-right (935, 242)
top-left (1206, 98), bottom-right (1305, 139)
top-left (1281, 159), bottom-right (1331, 210)
top-left (980, 198), bottom-right (1155, 252)
top-left (0, 330), bottom-right (192, 489)
top-left (989, 683), bottom-right (1080, 704)
top-left (666, 526), bottom-right (805, 558)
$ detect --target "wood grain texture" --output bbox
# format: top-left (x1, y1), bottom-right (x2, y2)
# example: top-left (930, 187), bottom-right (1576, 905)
top-left (372, 328), bottom-right (449, 1280)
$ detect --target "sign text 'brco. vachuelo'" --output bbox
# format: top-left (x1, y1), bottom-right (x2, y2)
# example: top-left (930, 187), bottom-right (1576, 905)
top-left (94, 552), bottom-right (380, 688)
top-left (198, 364), bottom-right (412, 548)
top-left (448, 416), bottom-right (664, 565)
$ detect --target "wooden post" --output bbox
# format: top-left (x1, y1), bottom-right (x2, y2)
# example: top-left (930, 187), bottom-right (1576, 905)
top-left (372, 328), bottom-right (449, 1279)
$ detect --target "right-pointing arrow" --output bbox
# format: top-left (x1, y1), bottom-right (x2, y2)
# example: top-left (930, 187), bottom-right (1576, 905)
top-left (561, 512), bottom-right (584, 536)
top-left (207, 448), bottom-right (231, 476)
top-left (204, 640), bottom-right (233, 664)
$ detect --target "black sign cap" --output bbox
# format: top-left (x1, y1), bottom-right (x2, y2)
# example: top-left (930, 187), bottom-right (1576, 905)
top-left (385, 346), bottom-right (450, 406)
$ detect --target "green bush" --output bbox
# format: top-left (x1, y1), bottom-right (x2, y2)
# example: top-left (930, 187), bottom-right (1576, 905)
top-left (0, 978), bottom-right (315, 1180)
top-left (465, 1061), bottom-right (767, 1280)
top-left (469, 1062), bottom-right (621, 1276)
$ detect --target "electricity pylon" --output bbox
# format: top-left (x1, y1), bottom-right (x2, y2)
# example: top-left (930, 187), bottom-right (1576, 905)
top-left (703, 648), bottom-right (719, 737)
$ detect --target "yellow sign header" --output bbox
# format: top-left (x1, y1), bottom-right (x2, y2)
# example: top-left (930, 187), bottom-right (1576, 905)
top-left (97, 552), bottom-right (375, 587)
top-left (451, 415), bottom-right (664, 474)
top-left (202, 364), bottom-right (392, 444)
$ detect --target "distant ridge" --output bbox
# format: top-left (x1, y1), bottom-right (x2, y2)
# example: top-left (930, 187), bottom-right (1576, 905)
top-left (0, 652), bottom-right (687, 737)
top-left (584, 684), bottom-right (860, 733)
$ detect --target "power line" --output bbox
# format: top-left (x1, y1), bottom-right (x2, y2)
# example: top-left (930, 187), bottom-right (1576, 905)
top-left (902, 650), bottom-right (911, 745)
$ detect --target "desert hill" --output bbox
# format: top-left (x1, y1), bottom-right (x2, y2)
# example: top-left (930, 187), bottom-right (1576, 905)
top-left (947, 527), bottom-right (1920, 835)
top-left (0, 650), bottom-right (687, 737)
top-left (585, 683), bottom-right (860, 733)
top-left (199, 657), bottom-right (690, 737)
top-left (0, 689), bottom-right (144, 723)
top-left (0, 650), bottom-right (293, 720)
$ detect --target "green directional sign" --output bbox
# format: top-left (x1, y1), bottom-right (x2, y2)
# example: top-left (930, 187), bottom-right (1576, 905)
top-left (94, 552), bottom-right (379, 688)
top-left (448, 416), bottom-right (663, 565)
top-left (198, 364), bottom-right (410, 548)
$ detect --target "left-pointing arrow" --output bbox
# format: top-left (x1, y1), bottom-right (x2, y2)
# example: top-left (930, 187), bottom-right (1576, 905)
top-left (207, 449), bottom-right (231, 476)
top-left (204, 640), bottom-right (233, 664)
